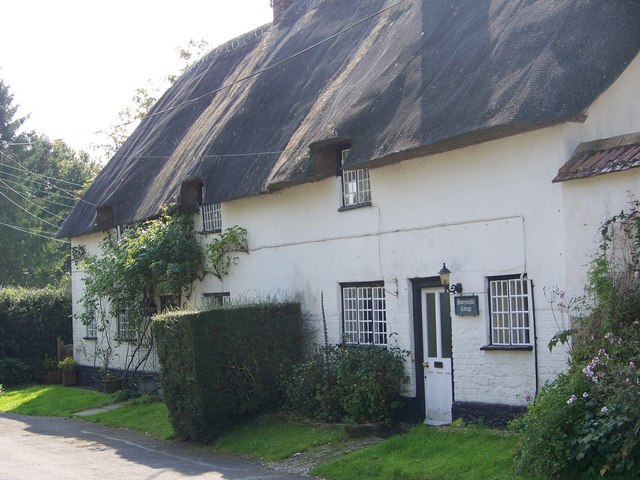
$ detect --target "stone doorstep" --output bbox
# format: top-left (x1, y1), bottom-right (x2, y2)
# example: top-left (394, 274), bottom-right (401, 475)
top-left (74, 403), bottom-right (125, 417)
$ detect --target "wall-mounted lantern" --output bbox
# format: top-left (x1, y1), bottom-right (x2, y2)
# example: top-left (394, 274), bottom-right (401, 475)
top-left (439, 263), bottom-right (463, 294)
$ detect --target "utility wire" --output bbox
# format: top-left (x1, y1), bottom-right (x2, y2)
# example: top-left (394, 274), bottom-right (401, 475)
top-left (0, 156), bottom-right (87, 188)
top-left (0, 164), bottom-right (96, 208)
top-left (0, 190), bottom-right (62, 229)
top-left (0, 219), bottom-right (68, 243)
top-left (0, 176), bottom-right (76, 208)
top-left (0, 179), bottom-right (67, 220)
top-left (0, 167), bottom-right (85, 205)
top-left (127, 0), bottom-right (409, 127)
top-left (3, 0), bottom-right (410, 146)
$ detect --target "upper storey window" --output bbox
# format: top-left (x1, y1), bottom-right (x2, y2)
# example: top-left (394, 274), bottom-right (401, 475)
top-left (202, 203), bottom-right (222, 233)
top-left (340, 148), bottom-right (371, 208)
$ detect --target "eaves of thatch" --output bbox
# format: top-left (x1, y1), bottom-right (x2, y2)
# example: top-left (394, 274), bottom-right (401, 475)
top-left (58, 0), bottom-right (640, 238)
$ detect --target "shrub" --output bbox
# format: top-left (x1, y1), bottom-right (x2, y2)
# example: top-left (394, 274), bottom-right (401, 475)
top-left (0, 286), bottom-right (72, 382)
top-left (514, 201), bottom-right (640, 478)
top-left (284, 343), bottom-right (409, 424)
top-left (58, 357), bottom-right (77, 373)
top-left (153, 303), bottom-right (304, 442)
top-left (0, 357), bottom-right (31, 386)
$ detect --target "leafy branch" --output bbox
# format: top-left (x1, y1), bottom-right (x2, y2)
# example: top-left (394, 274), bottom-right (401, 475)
top-left (204, 226), bottom-right (248, 280)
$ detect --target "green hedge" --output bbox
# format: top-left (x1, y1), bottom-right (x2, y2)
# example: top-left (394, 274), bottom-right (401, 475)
top-left (0, 286), bottom-right (72, 384)
top-left (153, 303), bottom-right (304, 442)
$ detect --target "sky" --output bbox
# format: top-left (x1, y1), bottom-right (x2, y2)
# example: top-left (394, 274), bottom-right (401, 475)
top-left (0, 0), bottom-right (273, 155)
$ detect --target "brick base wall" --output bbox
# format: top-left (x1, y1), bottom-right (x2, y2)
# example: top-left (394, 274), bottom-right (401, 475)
top-left (452, 401), bottom-right (526, 428)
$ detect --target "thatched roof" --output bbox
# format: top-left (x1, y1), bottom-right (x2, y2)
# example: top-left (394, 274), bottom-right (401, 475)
top-left (59, 0), bottom-right (640, 238)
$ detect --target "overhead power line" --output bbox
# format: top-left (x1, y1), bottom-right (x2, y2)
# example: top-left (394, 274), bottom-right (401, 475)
top-left (3, 0), bottom-right (410, 148)
top-left (0, 219), bottom-right (68, 243)
top-left (0, 179), bottom-right (66, 220)
top-left (122, 0), bottom-right (410, 128)
top-left (0, 175), bottom-right (76, 209)
top-left (0, 156), bottom-right (87, 188)
top-left (0, 166), bottom-right (84, 205)
top-left (0, 189), bottom-right (62, 229)
top-left (0, 150), bottom-right (96, 206)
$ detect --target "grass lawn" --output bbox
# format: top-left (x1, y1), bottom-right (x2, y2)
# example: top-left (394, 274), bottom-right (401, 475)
top-left (0, 384), bottom-right (110, 416)
top-left (214, 415), bottom-right (347, 461)
top-left (312, 424), bottom-right (527, 480)
top-left (1, 385), bottom-right (529, 479)
top-left (84, 396), bottom-right (174, 441)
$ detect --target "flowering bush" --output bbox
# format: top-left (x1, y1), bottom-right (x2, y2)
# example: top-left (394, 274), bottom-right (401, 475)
top-left (514, 201), bottom-right (640, 478)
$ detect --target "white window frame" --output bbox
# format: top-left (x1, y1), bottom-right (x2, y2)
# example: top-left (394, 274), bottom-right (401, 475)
top-left (85, 311), bottom-right (97, 338)
top-left (159, 294), bottom-right (180, 312)
top-left (488, 276), bottom-right (533, 346)
top-left (116, 310), bottom-right (135, 340)
top-left (342, 282), bottom-right (387, 346)
top-left (203, 292), bottom-right (231, 308)
top-left (202, 203), bottom-right (222, 233)
top-left (340, 148), bottom-right (371, 207)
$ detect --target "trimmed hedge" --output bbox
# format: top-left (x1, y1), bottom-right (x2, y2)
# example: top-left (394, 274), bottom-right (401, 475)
top-left (0, 286), bottom-right (72, 385)
top-left (153, 303), bottom-right (304, 442)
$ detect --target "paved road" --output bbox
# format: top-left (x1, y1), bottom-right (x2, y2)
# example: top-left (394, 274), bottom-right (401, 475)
top-left (0, 413), bottom-right (310, 480)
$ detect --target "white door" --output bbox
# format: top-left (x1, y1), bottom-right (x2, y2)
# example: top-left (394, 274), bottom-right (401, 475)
top-left (422, 288), bottom-right (453, 425)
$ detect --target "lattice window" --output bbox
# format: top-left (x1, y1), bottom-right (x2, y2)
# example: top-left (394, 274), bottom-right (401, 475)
top-left (117, 311), bottom-right (135, 340)
top-left (202, 203), bottom-right (222, 232)
top-left (203, 292), bottom-right (231, 308)
top-left (489, 277), bottom-right (532, 346)
top-left (342, 283), bottom-right (387, 346)
top-left (159, 295), bottom-right (180, 312)
top-left (341, 149), bottom-right (371, 207)
top-left (85, 310), bottom-right (97, 338)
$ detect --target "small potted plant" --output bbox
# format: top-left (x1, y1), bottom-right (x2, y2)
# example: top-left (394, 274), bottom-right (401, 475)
top-left (58, 357), bottom-right (77, 386)
top-left (103, 372), bottom-right (123, 393)
top-left (42, 355), bottom-right (61, 384)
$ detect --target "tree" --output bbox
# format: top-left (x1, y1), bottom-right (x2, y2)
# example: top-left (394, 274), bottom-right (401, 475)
top-left (0, 77), bottom-right (100, 287)
top-left (0, 78), bottom-right (27, 149)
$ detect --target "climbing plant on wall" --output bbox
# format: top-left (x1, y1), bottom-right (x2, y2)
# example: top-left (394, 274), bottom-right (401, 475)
top-left (204, 225), bottom-right (249, 280)
top-left (74, 207), bottom-right (250, 385)
top-left (74, 208), bottom-right (205, 384)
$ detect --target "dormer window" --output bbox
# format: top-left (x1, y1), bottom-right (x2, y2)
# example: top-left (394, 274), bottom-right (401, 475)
top-left (202, 203), bottom-right (222, 233)
top-left (340, 148), bottom-right (371, 208)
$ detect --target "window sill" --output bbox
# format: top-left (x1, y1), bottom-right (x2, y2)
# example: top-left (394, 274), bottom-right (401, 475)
top-left (83, 336), bottom-right (97, 341)
top-left (115, 337), bottom-right (137, 343)
top-left (199, 229), bottom-right (222, 235)
top-left (338, 201), bottom-right (372, 212)
top-left (480, 344), bottom-right (533, 351)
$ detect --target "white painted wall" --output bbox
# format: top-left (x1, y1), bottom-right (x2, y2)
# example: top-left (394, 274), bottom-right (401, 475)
top-left (561, 53), bottom-right (640, 300)
top-left (69, 53), bottom-right (640, 410)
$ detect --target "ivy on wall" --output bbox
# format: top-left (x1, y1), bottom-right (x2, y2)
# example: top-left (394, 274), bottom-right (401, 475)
top-left (74, 207), bottom-right (249, 385)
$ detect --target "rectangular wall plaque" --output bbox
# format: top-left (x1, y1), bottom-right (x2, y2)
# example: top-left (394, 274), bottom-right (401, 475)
top-left (454, 295), bottom-right (479, 316)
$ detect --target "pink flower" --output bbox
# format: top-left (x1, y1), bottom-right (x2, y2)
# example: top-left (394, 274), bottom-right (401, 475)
top-left (601, 406), bottom-right (609, 414)
top-left (567, 395), bottom-right (577, 405)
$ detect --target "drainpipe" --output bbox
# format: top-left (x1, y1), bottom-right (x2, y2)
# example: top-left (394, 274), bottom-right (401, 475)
top-left (531, 279), bottom-right (540, 399)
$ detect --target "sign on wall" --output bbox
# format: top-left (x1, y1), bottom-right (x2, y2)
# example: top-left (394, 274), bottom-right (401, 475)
top-left (454, 295), bottom-right (479, 316)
